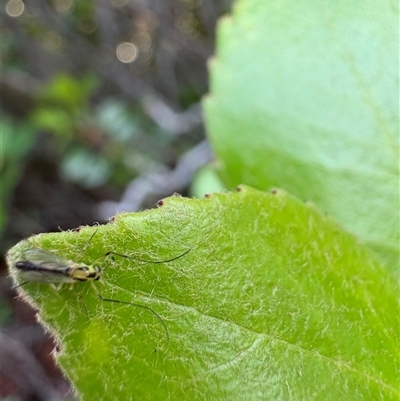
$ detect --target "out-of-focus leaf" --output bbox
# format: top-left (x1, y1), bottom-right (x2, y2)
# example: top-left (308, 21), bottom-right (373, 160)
top-left (96, 99), bottom-right (139, 142)
top-left (0, 116), bottom-right (36, 234)
top-left (36, 73), bottom-right (98, 112)
top-left (190, 164), bottom-right (226, 198)
top-left (61, 148), bottom-right (111, 188)
top-left (30, 108), bottom-right (74, 138)
top-left (204, 0), bottom-right (399, 272)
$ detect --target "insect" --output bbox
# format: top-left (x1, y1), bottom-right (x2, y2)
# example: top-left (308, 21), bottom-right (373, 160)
top-left (12, 238), bottom-right (190, 341)
top-left (14, 248), bottom-right (102, 284)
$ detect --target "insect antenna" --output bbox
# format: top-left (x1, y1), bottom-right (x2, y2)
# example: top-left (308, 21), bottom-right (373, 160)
top-left (104, 248), bottom-right (191, 266)
top-left (97, 293), bottom-right (169, 341)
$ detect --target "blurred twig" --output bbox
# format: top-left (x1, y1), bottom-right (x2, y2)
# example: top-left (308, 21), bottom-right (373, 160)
top-left (142, 95), bottom-right (202, 135)
top-left (98, 140), bottom-right (213, 218)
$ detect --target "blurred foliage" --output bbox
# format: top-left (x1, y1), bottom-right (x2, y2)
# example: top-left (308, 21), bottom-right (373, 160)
top-left (2, 0), bottom-right (231, 245)
top-left (31, 73), bottom-right (98, 138)
top-left (28, 73), bottom-right (140, 189)
top-left (0, 117), bottom-right (36, 233)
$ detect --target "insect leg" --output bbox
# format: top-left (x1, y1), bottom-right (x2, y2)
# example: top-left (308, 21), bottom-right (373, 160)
top-left (12, 281), bottom-right (29, 290)
top-left (74, 229), bottom-right (98, 261)
top-left (97, 293), bottom-right (170, 342)
top-left (69, 286), bottom-right (89, 318)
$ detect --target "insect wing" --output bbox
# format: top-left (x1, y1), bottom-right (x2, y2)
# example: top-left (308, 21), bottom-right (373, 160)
top-left (15, 248), bottom-right (75, 283)
top-left (23, 248), bottom-right (69, 267)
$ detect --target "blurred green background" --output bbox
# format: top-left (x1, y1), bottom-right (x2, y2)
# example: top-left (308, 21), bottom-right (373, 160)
top-left (1, 1), bottom-right (231, 399)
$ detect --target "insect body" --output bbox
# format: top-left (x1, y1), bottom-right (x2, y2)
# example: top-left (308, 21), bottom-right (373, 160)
top-left (11, 243), bottom-right (190, 341)
top-left (14, 248), bottom-right (102, 284)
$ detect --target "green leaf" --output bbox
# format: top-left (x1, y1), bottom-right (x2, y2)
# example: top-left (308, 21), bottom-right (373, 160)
top-left (204, 0), bottom-right (399, 271)
top-left (7, 187), bottom-right (398, 400)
